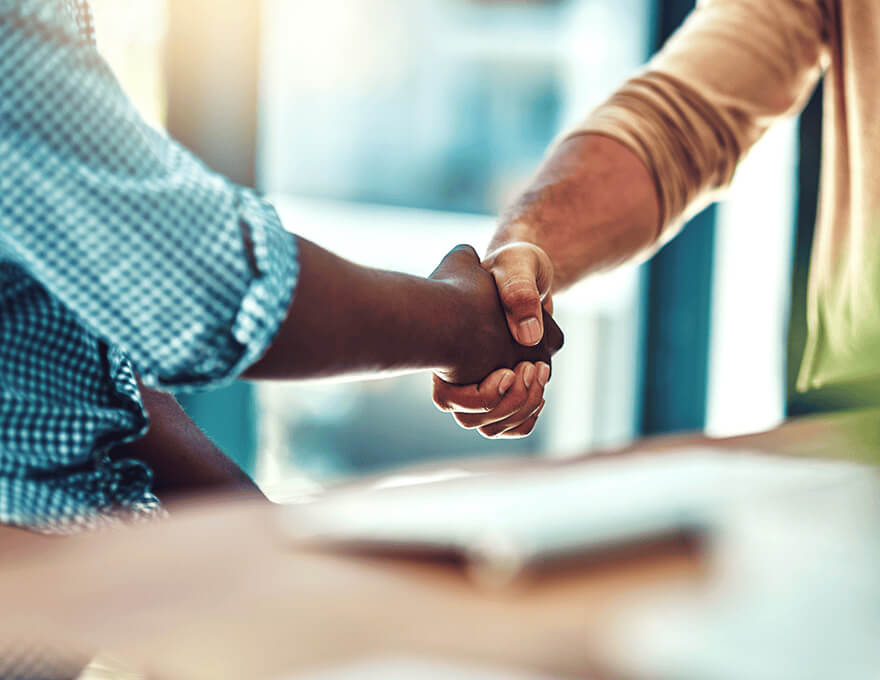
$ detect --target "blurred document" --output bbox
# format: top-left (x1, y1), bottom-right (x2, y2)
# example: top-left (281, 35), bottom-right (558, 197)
top-left (284, 450), bottom-right (868, 574)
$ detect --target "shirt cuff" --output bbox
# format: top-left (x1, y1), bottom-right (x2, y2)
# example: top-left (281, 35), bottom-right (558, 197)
top-left (564, 73), bottom-right (740, 243)
top-left (166, 191), bottom-right (299, 392)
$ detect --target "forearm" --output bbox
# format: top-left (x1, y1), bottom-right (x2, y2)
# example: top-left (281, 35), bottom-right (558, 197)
top-left (496, 0), bottom-right (826, 293)
top-left (245, 238), bottom-right (461, 381)
top-left (491, 134), bottom-right (660, 292)
top-left (113, 386), bottom-right (265, 503)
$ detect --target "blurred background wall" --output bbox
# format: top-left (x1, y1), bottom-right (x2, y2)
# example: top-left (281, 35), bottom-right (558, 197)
top-left (92, 0), bottom-right (835, 498)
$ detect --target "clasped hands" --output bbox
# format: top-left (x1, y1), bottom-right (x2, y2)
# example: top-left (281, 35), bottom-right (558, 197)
top-left (429, 241), bottom-right (562, 439)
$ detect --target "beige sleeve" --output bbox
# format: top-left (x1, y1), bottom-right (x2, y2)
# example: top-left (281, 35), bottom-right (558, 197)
top-left (572, 0), bottom-right (830, 240)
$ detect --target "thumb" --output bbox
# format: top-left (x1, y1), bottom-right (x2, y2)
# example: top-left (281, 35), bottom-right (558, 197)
top-left (485, 243), bottom-right (553, 347)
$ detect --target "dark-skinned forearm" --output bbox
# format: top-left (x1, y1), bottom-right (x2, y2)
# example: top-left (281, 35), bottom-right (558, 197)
top-left (111, 385), bottom-right (265, 503)
top-left (245, 238), bottom-right (461, 380)
top-left (492, 134), bottom-right (661, 291)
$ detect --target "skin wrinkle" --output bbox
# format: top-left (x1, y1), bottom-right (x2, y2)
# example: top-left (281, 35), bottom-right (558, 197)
top-left (650, 73), bottom-right (744, 187)
top-left (624, 77), bottom-right (736, 229)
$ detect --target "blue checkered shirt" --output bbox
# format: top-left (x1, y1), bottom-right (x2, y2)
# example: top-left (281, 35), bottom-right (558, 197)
top-left (0, 0), bottom-right (299, 534)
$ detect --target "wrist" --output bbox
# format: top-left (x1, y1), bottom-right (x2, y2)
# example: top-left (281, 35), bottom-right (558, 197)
top-left (426, 279), bottom-right (473, 375)
top-left (491, 134), bottom-right (659, 289)
top-left (488, 218), bottom-right (542, 258)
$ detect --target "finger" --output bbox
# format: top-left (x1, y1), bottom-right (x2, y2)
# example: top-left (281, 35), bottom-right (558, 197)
top-left (486, 244), bottom-right (553, 347)
top-left (492, 266), bottom-right (544, 347)
top-left (477, 391), bottom-right (543, 439)
top-left (500, 403), bottom-right (545, 439)
top-left (543, 293), bottom-right (554, 316)
top-left (480, 399), bottom-right (545, 439)
top-left (536, 361), bottom-right (551, 388)
top-left (452, 363), bottom-right (538, 429)
top-left (477, 365), bottom-right (545, 437)
top-left (432, 369), bottom-right (516, 414)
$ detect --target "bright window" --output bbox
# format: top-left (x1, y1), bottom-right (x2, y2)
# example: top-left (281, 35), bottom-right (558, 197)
top-left (256, 0), bottom-right (653, 495)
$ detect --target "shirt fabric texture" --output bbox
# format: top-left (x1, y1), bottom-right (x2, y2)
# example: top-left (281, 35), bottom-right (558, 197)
top-left (573, 0), bottom-right (880, 391)
top-left (0, 0), bottom-right (299, 533)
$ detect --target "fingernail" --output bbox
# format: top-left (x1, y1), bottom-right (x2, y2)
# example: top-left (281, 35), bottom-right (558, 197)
top-left (498, 372), bottom-right (515, 396)
top-left (537, 362), bottom-right (551, 387)
top-left (518, 318), bottom-right (542, 345)
top-left (523, 364), bottom-right (536, 390)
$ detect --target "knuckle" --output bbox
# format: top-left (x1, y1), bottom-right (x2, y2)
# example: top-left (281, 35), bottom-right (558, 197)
top-left (501, 279), bottom-right (540, 309)
top-left (451, 243), bottom-right (478, 259)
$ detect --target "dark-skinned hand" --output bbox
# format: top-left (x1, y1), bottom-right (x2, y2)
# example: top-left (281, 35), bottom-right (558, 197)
top-left (428, 244), bottom-right (563, 387)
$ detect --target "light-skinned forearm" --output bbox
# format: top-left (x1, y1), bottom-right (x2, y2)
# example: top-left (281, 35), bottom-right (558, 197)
top-left (491, 134), bottom-right (661, 291)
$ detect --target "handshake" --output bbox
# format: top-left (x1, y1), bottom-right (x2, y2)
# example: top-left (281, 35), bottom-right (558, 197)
top-left (248, 234), bottom-right (563, 440)
top-left (428, 242), bottom-right (563, 439)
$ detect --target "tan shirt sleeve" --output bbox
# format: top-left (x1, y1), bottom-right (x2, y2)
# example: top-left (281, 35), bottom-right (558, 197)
top-left (572, 0), bottom-right (830, 241)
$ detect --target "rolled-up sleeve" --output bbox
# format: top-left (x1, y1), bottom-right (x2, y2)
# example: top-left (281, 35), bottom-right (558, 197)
top-left (569, 0), bottom-right (830, 240)
top-left (0, 1), bottom-right (298, 390)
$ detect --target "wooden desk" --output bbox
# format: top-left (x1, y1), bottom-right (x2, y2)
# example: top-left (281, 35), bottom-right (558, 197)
top-left (2, 408), bottom-right (877, 679)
